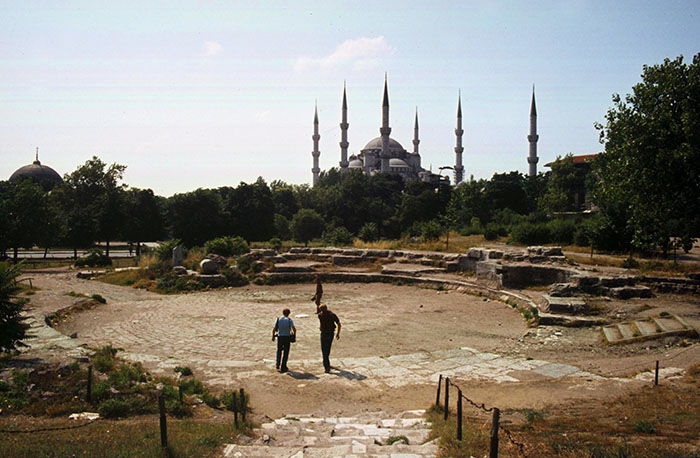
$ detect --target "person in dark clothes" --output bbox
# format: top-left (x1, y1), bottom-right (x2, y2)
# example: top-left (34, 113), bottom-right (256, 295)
top-left (317, 304), bottom-right (341, 373)
top-left (312, 276), bottom-right (323, 310)
top-left (273, 308), bottom-right (296, 373)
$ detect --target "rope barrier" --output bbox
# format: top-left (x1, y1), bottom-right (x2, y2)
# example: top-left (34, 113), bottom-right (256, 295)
top-left (0, 418), bottom-right (99, 434)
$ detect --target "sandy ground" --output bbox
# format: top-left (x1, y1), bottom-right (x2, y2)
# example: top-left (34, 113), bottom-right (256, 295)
top-left (10, 268), bottom-right (699, 421)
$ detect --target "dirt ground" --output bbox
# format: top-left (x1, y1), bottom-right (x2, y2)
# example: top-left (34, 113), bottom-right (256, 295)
top-left (13, 268), bottom-right (699, 422)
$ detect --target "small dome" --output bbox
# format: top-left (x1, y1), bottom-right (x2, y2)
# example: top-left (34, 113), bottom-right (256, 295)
top-left (348, 158), bottom-right (363, 168)
top-left (361, 137), bottom-right (406, 153)
top-left (9, 155), bottom-right (63, 191)
top-left (389, 158), bottom-right (409, 169)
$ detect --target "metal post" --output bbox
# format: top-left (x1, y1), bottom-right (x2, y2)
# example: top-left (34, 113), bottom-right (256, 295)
top-left (240, 388), bottom-right (246, 421)
top-left (86, 365), bottom-right (92, 403)
top-left (655, 361), bottom-right (659, 386)
top-left (159, 393), bottom-right (168, 448)
top-left (444, 377), bottom-right (450, 421)
top-left (232, 391), bottom-right (239, 428)
top-left (490, 407), bottom-right (500, 458)
top-left (436, 374), bottom-right (442, 407)
top-left (457, 389), bottom-right (463, 441)
top-left (178, 384), bottom-right (183, 403)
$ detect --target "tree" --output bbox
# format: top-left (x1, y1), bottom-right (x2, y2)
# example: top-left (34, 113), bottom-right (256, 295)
top-left (220, 178), bottom-right (275, 242)
top-left (539, 154), bottom-right (588, 213)
top-left (0, 262), bottom-right (30, 353)
top-left (595, 53), bottom-right (700, 253)
top-left (168, 189), bottom-right (224, 247)
top-left (124, 188), bottom-right (165, 255)
top-left (6, 179), bottom-right (52, 261)
top-left (291, 209), bottom-right (325, 246)
top-left (57, 156), bottom-right (127, 258)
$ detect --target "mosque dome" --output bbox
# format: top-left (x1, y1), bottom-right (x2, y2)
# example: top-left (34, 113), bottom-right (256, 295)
top-left (361, 137), bottom-right (406, 153)
top-left (389, 158), bottom-right (409, 169)
top-left (348, 158), bottom-right (364, 168)
top-left (9, 152), bottom-right (63, 191)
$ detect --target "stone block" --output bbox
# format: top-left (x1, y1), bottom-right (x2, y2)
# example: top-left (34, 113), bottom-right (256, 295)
top-left (289, 247), bottom-right (310, 254)
top-left (528, 255), bottom-right (547, 263)
top-left (543, 295), bottom-right (589, 315)
top-left (486, 250), bottom-right (503, 259)
top-left (445, 261), bottom-right (460, 272)
top-left (467, 248), bottom-right (484, 259)
top-left (542, 246), bottom-right (563, 256)
top-left (600, 276), bottom-right (635, 287)
top-left (200, 258), bottom-right (219, 274)
top-left (366, 249), bottom-right (390, 258)
top-left (548, 282), bottom-right (579, 297)
top-left (172, 266), bottom-right (187, 275)
top-left (172, 245), bottom-right (183, 267)
top-left (609, 285), bottom-right (653, 299)
top-left (332, 255), bottom-right (364, 265)
top-left (264, 255), bottom-right (287, 263)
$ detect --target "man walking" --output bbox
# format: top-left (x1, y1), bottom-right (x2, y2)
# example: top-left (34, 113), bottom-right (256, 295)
top-left (273, 308), bottom-right (296, 373)
top-left (317, 304), bottom-right (341, 373)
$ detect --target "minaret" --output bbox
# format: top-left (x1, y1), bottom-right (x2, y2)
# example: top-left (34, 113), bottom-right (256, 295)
top-left (527, 85), bottom-right (539, 177)
top-left (379, 74), bottom-right (391, 173)
top-left (454, 91), bottom-right (464, 185)
top-left (339, 82), bottom-right (349, 172)
top-left (412, 108), bottom-right (420, 154)
top-left (34, 147), bottom-right (40, 164)
top-left (312, 102), bottom-right (321, 185)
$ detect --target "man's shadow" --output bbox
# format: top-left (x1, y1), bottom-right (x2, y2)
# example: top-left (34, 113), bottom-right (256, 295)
top-left (329, 367), bottom-right (367, 380)
top-left (286, 371), bottom-right (319, 380)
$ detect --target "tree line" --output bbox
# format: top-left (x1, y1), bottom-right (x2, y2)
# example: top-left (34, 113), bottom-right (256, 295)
top-left (1, 53), bottom-right (698, 259)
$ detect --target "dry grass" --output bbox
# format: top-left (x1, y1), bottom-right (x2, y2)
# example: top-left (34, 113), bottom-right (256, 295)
top-left (352, 233), bottom-right (487, 253)
top-left (184, 247), bottom-right (206, 271)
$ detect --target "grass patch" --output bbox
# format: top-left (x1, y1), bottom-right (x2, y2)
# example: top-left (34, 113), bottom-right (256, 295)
top-left (0, 416), bottom-right (250, 457)
top-left (386, 434), bottom-right (409, 445)
top-left (425, 405), bottom-right (490, 457)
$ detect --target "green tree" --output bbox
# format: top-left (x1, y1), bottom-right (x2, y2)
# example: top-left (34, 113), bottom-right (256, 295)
top-left (220, 177), bottom-right (275, 242)
top-left (291, 209), bottom-right (325, 246)
top-left (0, 262), bottom-right (30, 353)
top-left (595, 53), bottom-right (700, 253)
top-left (539, 154), bottom-right (588, 213)
top-left (168, 189), bottom-right (224, 247)
top-left (124, 188), bottom-right (165, 255)
top-left (6, 179), bottom-right (51, 261)
top-left (56, 156), bottom-right (127, 258)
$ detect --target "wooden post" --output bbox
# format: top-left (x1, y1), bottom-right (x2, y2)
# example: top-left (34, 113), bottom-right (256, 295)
top-left (435, 374), bottom-right (442, 407)
top-left (178, 384), bottom-right (183, 403)
top-left (457, 389), bottom-right (463, 441)
top-left (240, 388), bottom-right (246, 421)
top-left (444, 377), bottom-right (450, 421)
top-left (489, 407), bottom-right (500, 458)
top-left (655, 361), bottom-right (659, 386)
top-left (159, 393), bottom-right (168, 448)
top-left (86, 365), bottom-right (92, 403)
top-left (232, 391), bottom-right (239, 428)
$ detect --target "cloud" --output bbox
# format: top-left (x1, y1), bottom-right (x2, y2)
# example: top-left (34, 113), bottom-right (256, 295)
top-left (294, 36), bottom-right (394, 73)
top-left (202, 41), bottom-right (223, 57)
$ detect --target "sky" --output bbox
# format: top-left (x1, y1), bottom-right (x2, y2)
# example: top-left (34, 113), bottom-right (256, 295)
top-left (1, 0), bottom-right (699, 196)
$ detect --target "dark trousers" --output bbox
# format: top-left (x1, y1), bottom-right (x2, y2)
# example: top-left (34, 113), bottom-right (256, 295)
top-left (320, 332), bottom-right (334, 371)
top-left (276, 336), bottom-right (291, 370)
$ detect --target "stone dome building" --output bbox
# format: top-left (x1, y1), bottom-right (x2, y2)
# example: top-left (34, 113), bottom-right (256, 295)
top-left (9, 148), bottom-right (63, 191)
top-left (311, 76), bottom-right (464, 186)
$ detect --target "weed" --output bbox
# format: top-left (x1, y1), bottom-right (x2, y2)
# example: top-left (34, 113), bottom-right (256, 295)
top-left (522, 408), bottom-right (546, 423)
top-left (91, 294), bottom-right (106, 303)
top-left (92, 345), bottom-right (119, 372)
top-left (98, 398), bottom-right (130, 418)
top-left (633, 420), bottom-right (657, 433)
top-left (174, 366), bottom-right (193, 376)
top-left (386, 435), bottom-right (409, 445)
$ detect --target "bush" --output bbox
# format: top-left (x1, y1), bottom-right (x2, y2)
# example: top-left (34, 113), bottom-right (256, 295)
top-left (74, 249), bottom-right (112, 268)
top-left (0, 262), bottom-right (30, 353)
top-left (93, 345), bottom-right (118, 373)
top-left (633, 420), bottom-right (656, 434)
top-left (322, 226), bottom-right (354, 246)
top-left (91, 294), bottom-right (106, 304)
top-left (98, 399), bottom-right (130, 418)
top-left (179, 377), bottom-right (205, 395)
top-left (201, 392), bottom-right (221, 409)
top-left (548, 219), bottom-right (577, 245)
top-left (156, 273), bottom-right (204, 293)
top-left (221, 390), bottom-right (250, 413)
top-left (237, 255), bottom-right (253, 273)
top-left (268, 237), bottom-right (282, 252)
top-left (483, 223), bottom-right (501, 241)
top-left (220, 267), bottom-right (249, 287)
top-left (108, 363), bottom-right (147, 389)
top-left (274, 214), bottom-right (291, 240)
top-left (155, 239), bottom-right (181, 262)
top-left (91, 380), bottom-right (111, 403)
top-left (419, 220), bottom-right (443, 241)
top-left (358, 222), bottom-right (380, 242)
top-left (622, 257), bottom-right (640, 268)
top-left (509, 222), bottom-right (552, 245)
top-left (204, 236), bottom-right (250, 257)
top-left (174, 366), bottom-right (193, 376)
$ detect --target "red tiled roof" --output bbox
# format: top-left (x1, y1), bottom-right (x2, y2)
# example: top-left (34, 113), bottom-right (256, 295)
top-left (545, 153), bottom-right (599, 167)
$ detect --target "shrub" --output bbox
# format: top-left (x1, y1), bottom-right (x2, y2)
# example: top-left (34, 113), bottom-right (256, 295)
top-left (622, 257), bottom-right (640, 269)
top-left (201, 391), bottom-right (220, 409)
top-left (483, 223), bottom-right (501, 241)
top-left (93, 345), bottom-right (118, 373)
top-left (419, 220), bottom-right (443, 241)
top-left (98, 399), bottom-right (130, 418)
top-left (358, 222), bottom-right (380, 242)
top-left (237, 255), bottom-right (253, 273)
top-left (156, 273), bottom-right (203, 293)
top-left (155, 239), bottom-right (181, 262)
top-left (0, 262), bottom-right (30, 353)
top-left (91, 294), bottom-right (106, 304)
top-left (174, 366), bottom-right (193, 376)
top-left (179, 377), bottom-right (205, 395)
top-left (322, 226), bottom-right (354, 246)
top-left (221, 390), bottom-right (249, 413)
top-left (274, 214), bottom-right (291, 240)
top-left (633, 420), bottom-right (656, 433)
top-left (108, 363), bottom-right (147, 389)
top-left (205, 236), bottom-right (250, 257)
top-left (167, 399), bottom-right (192, 417)
top-left (548, 219), bottom-right (577, 245)
top-left (220, 267), bottom-right (249, 287)
top-left (386, 435), bottom-right (409, 445)
top-left (91, 380), bottom-right (111, 403)
top-left (269, 237), bottom-right (282, 252)
top-left (74, 249), bottom-right (112, 268)
top-left (509, 222), bottom-right (552, 245)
